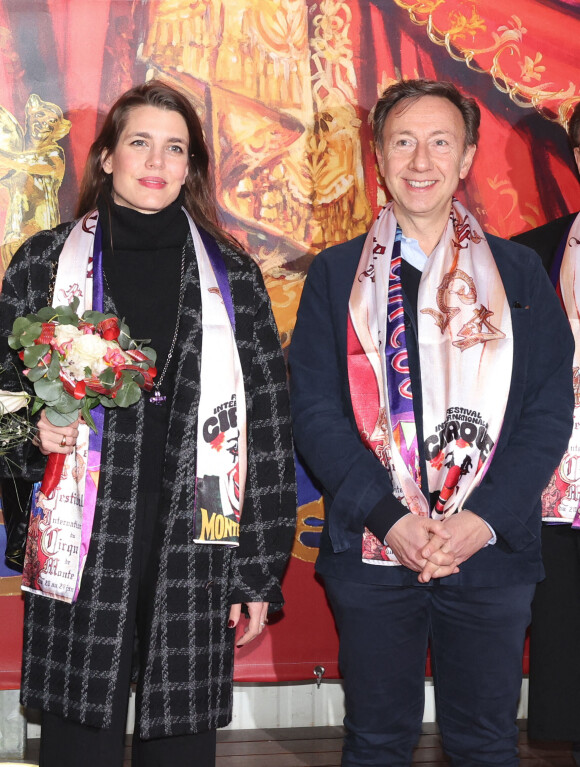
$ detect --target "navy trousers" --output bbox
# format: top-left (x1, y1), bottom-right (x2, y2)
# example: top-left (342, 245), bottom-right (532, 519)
top-left (324, 576), bottom-right (535, 767)
top-left (528, 524), bottom-right (580, 741)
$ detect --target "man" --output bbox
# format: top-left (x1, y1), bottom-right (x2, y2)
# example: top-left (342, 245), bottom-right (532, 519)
top-left (512, 101), bottom-right (580, 758)
top-left (289, 79), bottom-right (574, 766)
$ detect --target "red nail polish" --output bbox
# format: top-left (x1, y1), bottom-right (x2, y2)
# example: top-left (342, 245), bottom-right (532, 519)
top-left (228, 620), bottom-right (235, 628)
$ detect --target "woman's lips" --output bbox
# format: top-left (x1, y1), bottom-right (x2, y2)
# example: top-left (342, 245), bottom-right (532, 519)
top-left (138, 177), bottom-right (167, 189)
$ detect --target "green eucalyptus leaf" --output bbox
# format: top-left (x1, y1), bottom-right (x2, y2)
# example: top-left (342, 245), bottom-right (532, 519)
top-left (99, 367), bottom-right (116, 386)
top-left (114, 380), bottom-right (140, 408)
top-left (10, 316), bottom-right (31, 339)
top-left (35, 307), bottom-right (59, 322)
top-left (20, 322), bottom-right (43, 347)
top-left (117, 322), bottom-right (132, 350)
top-left (23, 344), bottom-right (50, 368)
top-left (83, 310), bottom-right (115, 325)
top-left (53, 389), bottom-right (82, 414)
top-left (99, 396), bottom-right (117, 408)
top-left (45, 407), bottom-right (79, 427)
top-left (34, 378), bottom-right (63, 403)
top-left (46, 353), bottom-right (61, 380)
top-left (80, 401), bottom-right (97, 433)
top-left (130, 370), bottom-right (145, 388)
top-left (25, 365), bottom-right (47, 383)
top-left (54, 296), bottom-right (80, 317)
top-left (140, 346), bottom-right (157, 365)
top-left (53, 300), bottom-right (80, 325)
top-left (31, 398), bottom-right (44, 416)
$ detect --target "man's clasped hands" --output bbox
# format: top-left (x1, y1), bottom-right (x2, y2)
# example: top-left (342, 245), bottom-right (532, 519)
top-left (385, 510), bottom-right (493, 582)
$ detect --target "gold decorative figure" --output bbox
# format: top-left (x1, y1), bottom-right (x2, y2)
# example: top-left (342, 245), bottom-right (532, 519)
top-left (0, 95), bottom-right (71, 277)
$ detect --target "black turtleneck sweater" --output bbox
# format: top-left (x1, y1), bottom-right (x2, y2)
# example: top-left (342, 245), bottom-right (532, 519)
top-left (97, 193), bottom-right (191, 492)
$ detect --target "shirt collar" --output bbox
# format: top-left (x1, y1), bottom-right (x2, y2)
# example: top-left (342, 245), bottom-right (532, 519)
top-left (399, 229), bottom-right (428, 273)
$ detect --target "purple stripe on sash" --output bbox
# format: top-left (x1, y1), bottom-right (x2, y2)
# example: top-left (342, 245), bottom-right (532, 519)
top-left (93, 223), bottom-right (104, 312)
top-left (385, 237), bottom-right (418, 480)
top-left (198, 227), bottom-right (236, 330)
top-left (90, 223), bottom-right (106, 436)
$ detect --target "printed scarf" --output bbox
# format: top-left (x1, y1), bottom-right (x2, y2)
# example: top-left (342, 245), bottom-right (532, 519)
top-left (541, 212), bottom-right (580, 525)
top-left (22, 210), bottom-right (246, 602)
top-left (347, 200), bottom-right (513, 565)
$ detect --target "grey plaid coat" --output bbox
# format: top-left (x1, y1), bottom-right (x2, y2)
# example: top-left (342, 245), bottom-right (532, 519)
top-left (0, 222), bottom-right (296, 739)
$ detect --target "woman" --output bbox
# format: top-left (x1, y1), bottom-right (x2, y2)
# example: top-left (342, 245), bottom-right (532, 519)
top-left (0, 81), bottom-right (296, 766)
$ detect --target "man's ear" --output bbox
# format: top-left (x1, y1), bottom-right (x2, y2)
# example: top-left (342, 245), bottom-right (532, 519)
top-left (376, 148), bottom-right (385, 179)
top-left (459, 144), bottom-right (476, 180)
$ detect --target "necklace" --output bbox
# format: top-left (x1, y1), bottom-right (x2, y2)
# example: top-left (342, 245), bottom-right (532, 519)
top-left (103, 241), bottom-right (187, 406)
top-left (149, 241), bottom-right (187, 405)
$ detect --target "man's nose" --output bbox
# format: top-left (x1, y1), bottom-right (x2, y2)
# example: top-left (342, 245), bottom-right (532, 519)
top-left (410, 142), bottom-right (431, 170)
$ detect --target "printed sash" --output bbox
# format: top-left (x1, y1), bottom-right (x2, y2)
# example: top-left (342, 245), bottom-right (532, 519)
top-left (347, 200), bottom-right (513, 565)
top-left (22, 212), bottom-right (103, 603)
top-left (541, 212), bottom-right (580, 525)
top-left (22, 210), bottom-right (246, 603)
top-left (190, 214), bottom-right (247, 544)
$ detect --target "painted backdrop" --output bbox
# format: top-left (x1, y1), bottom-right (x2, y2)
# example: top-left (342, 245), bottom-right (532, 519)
top-left (0, 0), bottom-right (579, 686)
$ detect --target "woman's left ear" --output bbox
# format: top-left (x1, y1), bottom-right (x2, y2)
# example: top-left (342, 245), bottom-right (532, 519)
top-left (101, 149), bottom-right (112, 174)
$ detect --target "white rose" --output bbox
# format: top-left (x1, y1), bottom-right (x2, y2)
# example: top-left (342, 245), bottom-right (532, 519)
top-left (0, 389), bottom-right (29, 414)
top-left (54, 324), bottom-right (84, 345)
top-left (64, 334), bottom-right (110, 379)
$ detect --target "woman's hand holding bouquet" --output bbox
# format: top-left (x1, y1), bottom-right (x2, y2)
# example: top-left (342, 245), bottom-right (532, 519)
top-left (9, 297), bottom-right (157, 497)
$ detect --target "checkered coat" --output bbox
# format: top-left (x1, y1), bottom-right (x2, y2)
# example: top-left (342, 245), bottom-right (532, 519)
top-left (0, 222), bottom-right (296, 739)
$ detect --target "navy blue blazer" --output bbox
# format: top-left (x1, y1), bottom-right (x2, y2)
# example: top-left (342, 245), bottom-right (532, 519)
top-left (289, 232), bottom-right (574, 588)
top-left (512, 212), bottom-right (578, 273)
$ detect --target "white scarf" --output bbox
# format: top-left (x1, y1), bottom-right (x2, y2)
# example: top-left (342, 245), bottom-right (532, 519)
top-left (348, 200), bottom-right (513, 565)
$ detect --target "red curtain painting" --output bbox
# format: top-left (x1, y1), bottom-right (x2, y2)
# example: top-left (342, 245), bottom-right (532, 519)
top-left (0, 0), bottom-right (578, 687)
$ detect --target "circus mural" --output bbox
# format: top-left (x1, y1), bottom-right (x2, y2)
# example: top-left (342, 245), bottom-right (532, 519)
top-left (0, 0), bottom-right (579, 684)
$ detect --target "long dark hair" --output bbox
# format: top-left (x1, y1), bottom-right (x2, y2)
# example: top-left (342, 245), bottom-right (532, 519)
top-left (75, 80), bottom-right (237, 248)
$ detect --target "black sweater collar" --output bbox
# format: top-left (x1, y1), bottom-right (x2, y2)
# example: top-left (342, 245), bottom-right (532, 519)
top-left (96, 189), bottom-right (188, 252)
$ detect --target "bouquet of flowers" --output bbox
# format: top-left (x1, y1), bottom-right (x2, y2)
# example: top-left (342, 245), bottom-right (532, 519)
top-left (8, 297), bottom-right (157, 495)
top-left (0, 384), bottom-right (32, 457)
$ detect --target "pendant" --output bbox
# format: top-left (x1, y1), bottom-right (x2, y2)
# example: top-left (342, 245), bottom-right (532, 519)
top-left (149, 389), bottom-right (166, 405)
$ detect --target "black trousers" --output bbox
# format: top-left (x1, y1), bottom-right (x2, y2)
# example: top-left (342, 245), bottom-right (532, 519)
top-left (528, 524), bottom-right (580, 741)
top-left (39, 711), bottom-right (217, 767)
top-left (324, 575), bottom-right (535, 767)
top-left (39, 492), bottom-right (217, 767)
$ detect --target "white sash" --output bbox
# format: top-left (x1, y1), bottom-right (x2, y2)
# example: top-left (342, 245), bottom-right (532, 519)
top-left (542, 213), bottom-right (580, 524)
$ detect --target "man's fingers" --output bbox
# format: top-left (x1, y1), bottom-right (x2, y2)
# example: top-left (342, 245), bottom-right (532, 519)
top-left (418, 562), bottom-right (460, 583)
top-left (421, 533), bottom-right (453, 560)
top-left (423, 518), bottom-right (452, 538)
